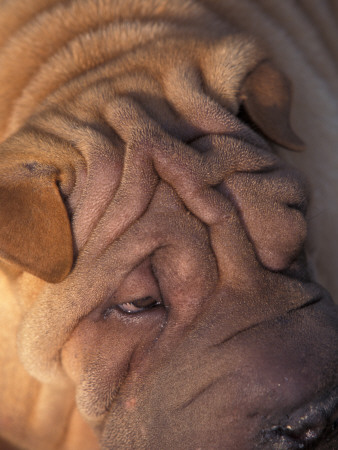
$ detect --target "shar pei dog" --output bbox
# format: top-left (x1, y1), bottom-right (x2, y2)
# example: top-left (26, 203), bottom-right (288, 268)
top-left (0, 0), bottom-right (338, 449)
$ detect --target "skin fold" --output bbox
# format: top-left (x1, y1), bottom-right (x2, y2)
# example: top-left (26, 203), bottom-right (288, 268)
top-left (0, 1), bottom-right (337, 449)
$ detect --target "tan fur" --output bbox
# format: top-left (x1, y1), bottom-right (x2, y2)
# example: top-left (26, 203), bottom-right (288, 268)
top-left (203, 0), bottom-right (338, 298)
top-left (0, 1), bottom-right (337, 449)
top-left (1, 0), bottom-right (337, 294)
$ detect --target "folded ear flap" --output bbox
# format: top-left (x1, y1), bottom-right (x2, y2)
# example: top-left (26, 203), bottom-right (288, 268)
top-left (0, 176), bottom-right (73, 283)
top-left (239, 61), bottom-right (305, 152)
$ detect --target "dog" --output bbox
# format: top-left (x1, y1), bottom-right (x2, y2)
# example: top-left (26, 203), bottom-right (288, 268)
top-left (0, 1), bottom-right (337, 448)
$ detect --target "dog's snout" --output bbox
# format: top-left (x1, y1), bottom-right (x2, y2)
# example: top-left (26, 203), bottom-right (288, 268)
top-left (261, 387), bottom-right (338, 448)
top-left (272, 412), bottom-right (337, 448)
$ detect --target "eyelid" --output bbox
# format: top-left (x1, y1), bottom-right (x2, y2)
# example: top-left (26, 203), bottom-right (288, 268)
top-left (102, 296), bottom-right (162, 319)
top-left (117, 297), bottom-right (162, 314)
top-left (100, 258), bottom-right (163, 319)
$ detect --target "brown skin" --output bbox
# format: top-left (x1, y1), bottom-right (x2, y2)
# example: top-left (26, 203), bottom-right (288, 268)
top-left (0, 1), bottom-right (337, 449)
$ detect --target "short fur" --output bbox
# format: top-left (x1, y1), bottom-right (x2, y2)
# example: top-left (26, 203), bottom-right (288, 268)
top-left (0, 1), bottom-right (337, 449)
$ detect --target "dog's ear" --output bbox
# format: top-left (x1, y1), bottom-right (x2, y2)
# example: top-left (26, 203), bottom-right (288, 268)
top-left (240, 61), bottom-right (305, 151)
top-left (0, 171), bottom-right (73, 283)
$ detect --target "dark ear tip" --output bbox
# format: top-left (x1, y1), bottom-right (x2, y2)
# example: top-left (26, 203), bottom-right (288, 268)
top-left (0, 249), bottom-right (74, 283)
top-left (29, 235), bottom-right (74, 283)
top-left (240, 61), bottom-right (306, 153)
top-left (279, 127), bottom-right (306, 152)
top-left (39, 259), bottom-right (73, 283)
top-left (287, 141), bottom-right (306, 153)
top-left (0, 179), bottom-right (74, 284)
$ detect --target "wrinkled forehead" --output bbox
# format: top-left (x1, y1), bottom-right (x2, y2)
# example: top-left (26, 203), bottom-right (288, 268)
top-left (1, 76), bottom-right (301, 279)
top-left (2, 34), bottom-right (267, 251)
top-left (11, 65), bottom-right (315, 384)
top-left (0, 28), bottom-right (310, 324)
top-left (30, 32), bottom-right (264, 124)
top-left (15, 98), bottom-right (302, 298)
top-left (0, 30), bottom-right (267, 278)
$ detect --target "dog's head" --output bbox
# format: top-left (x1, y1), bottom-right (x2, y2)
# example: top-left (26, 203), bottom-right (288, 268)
top-left (0, 14), bottom-right (337, 449)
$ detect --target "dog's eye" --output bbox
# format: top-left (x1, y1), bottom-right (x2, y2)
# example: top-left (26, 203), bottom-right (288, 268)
top-left (117, 296), bottom-right (162, 314)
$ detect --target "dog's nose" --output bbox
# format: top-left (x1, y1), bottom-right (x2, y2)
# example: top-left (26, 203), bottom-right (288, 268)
top-left (262, 387), bottom-right (338, 448)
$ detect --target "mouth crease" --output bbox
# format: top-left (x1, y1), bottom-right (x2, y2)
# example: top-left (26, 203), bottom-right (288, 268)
top-left (212, 295), bottom-right (322, 349)
top-left (286, 295), bottom-right (321, 313)
top-left (178, 380), bottom-right (216, 411)
top-left (212, 320), bottom-right (262, 348)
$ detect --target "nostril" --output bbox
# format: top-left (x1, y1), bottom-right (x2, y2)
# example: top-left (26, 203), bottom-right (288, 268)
top-left (262, 387), bottom-right (338, 449)
top-left (282, 406), bottom-right (328, 441)
top-left (267, 424), bottom-right (324, 449)
top-left (272, 410), bottom-right (328, 448)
